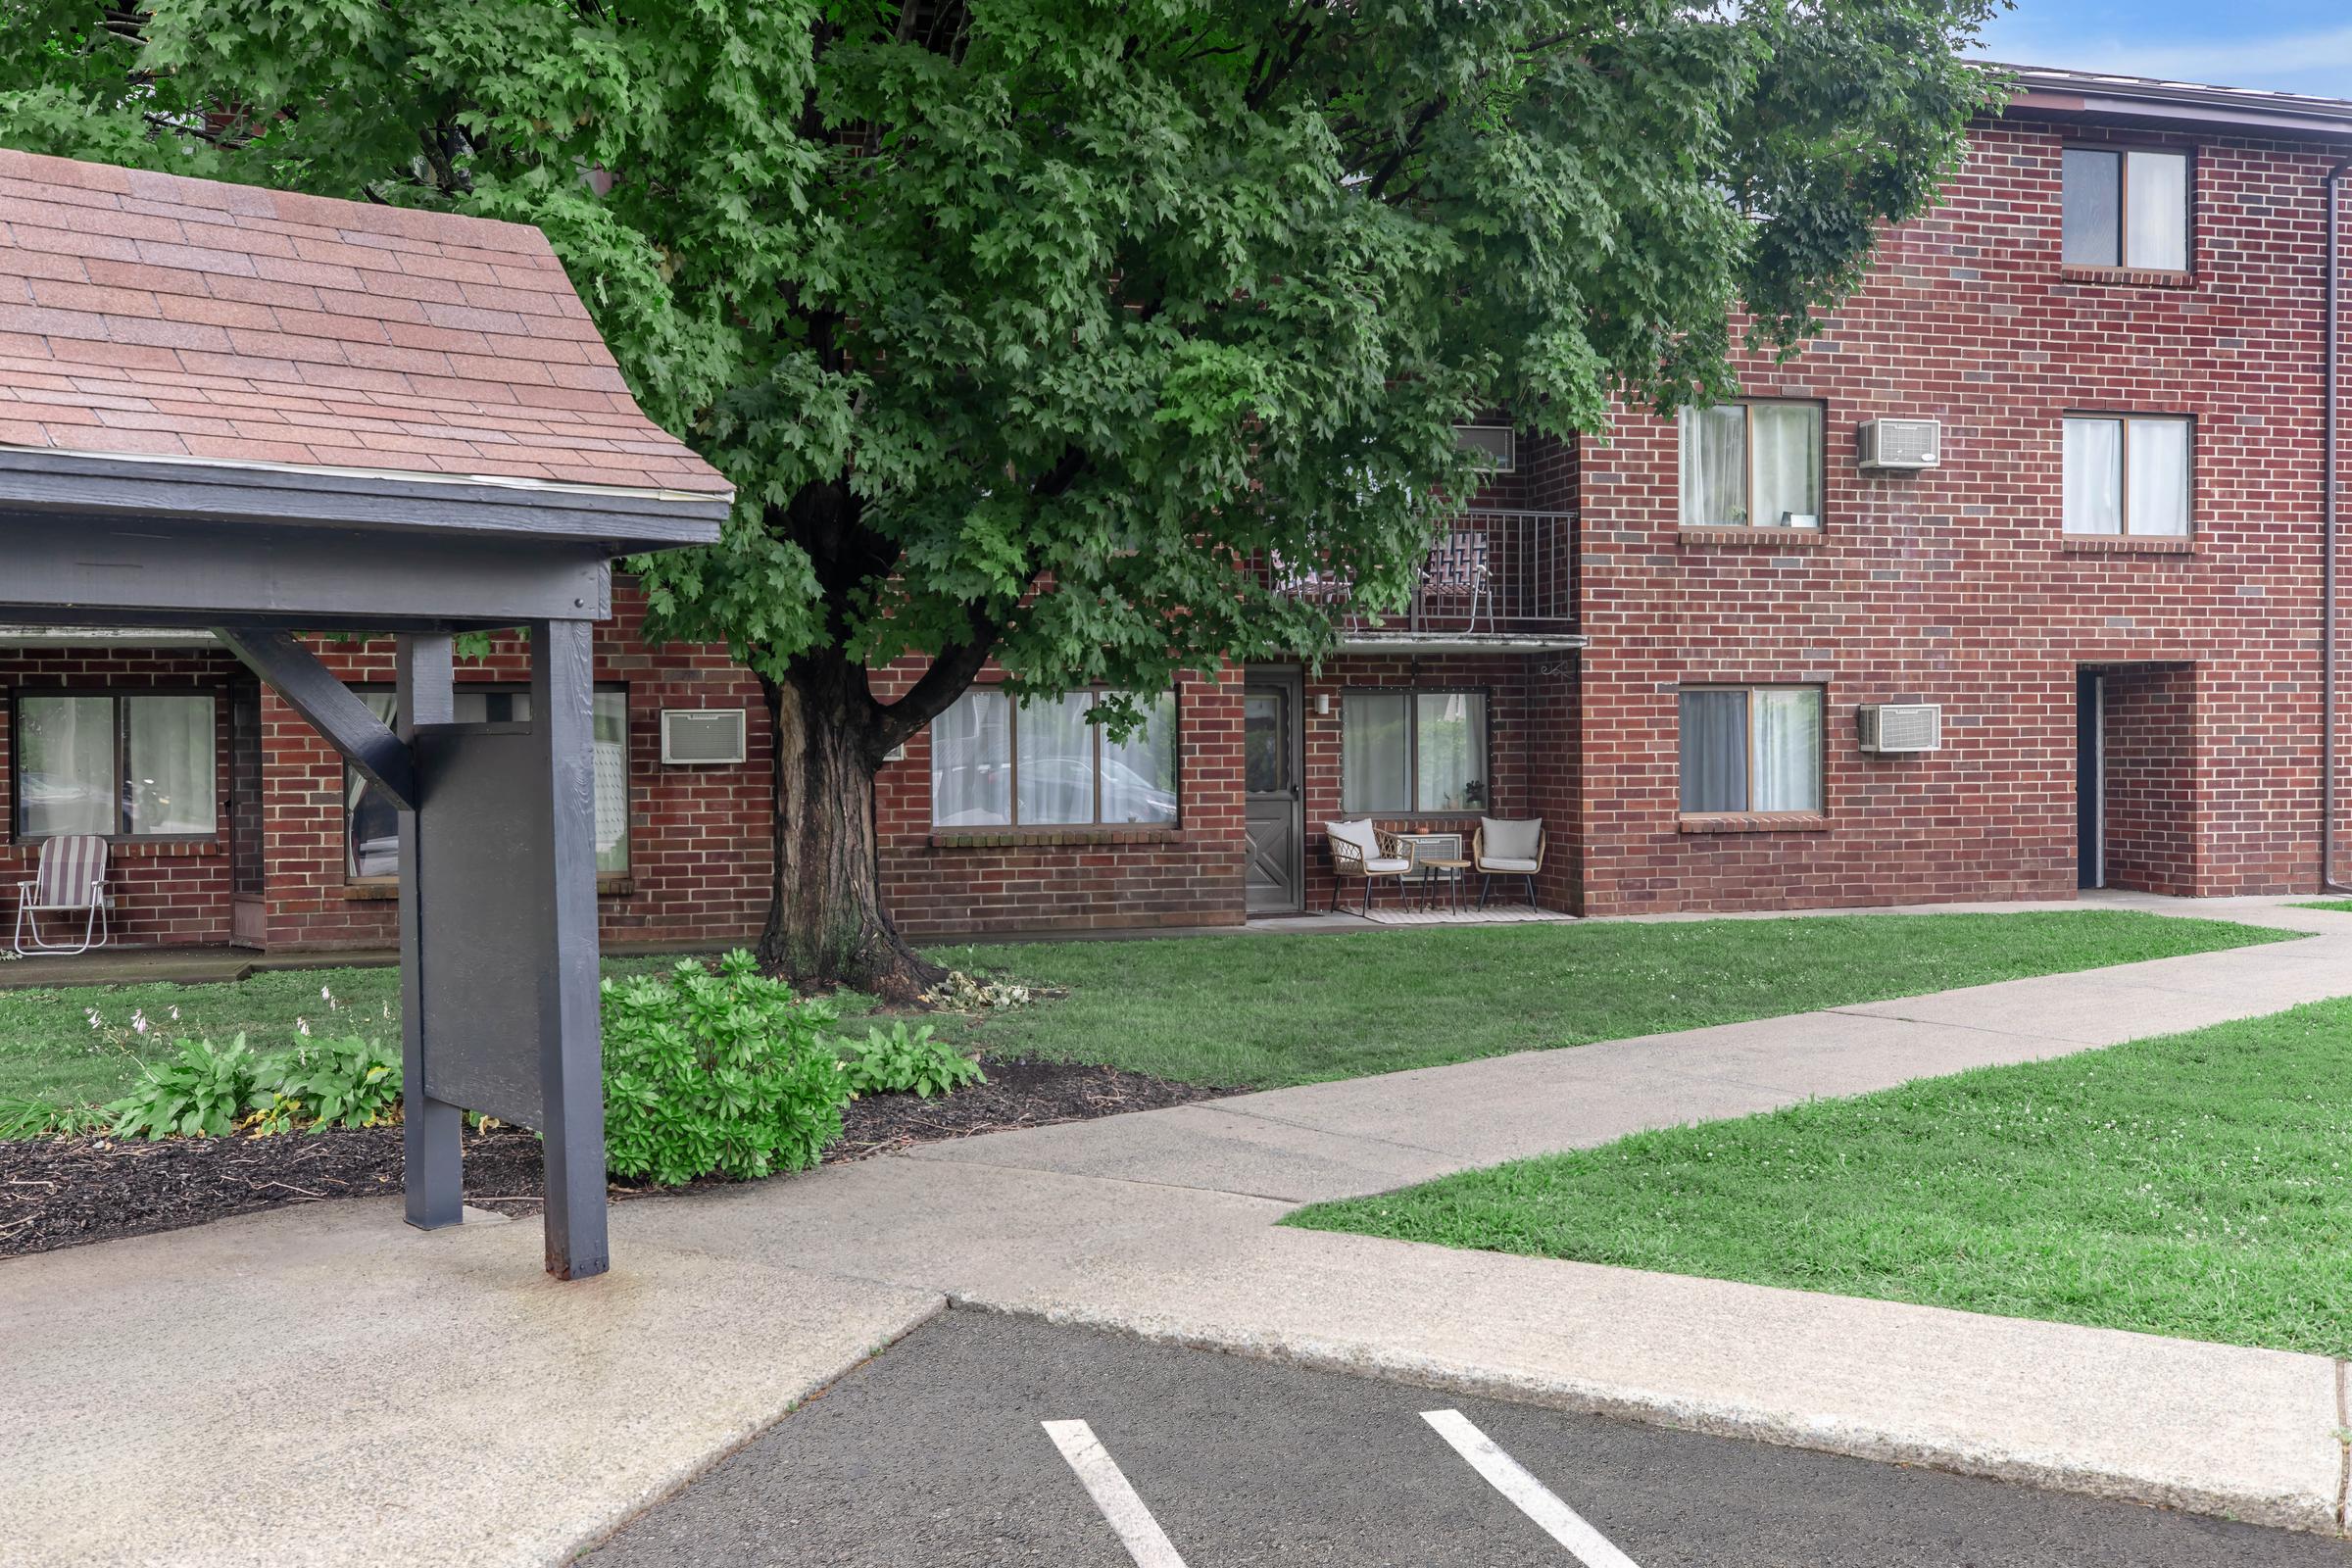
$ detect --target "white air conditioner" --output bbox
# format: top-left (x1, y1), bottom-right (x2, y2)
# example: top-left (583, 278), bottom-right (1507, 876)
top-left (660, 708), bottom-right (747, 765)
top-left (1453, 423), bottom-right (1517, 472)
top-left (1855, 417), bottom-right (1942, 470)
top-left (1856, 704), bottom-right (1942, 754)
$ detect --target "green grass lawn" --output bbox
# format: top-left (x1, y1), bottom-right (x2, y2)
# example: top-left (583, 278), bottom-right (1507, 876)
top-left (0, 908), bottom-right (2295, 1109)
top-left (1290, 998), bottom-right (2352, 1358)
top-left (2290, 899), bottom-right (2352, 914)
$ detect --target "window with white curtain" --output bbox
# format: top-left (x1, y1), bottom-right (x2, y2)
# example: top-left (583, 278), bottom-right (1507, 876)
top-left (12, 692), bottom-right (218, 839)
top-left (930, 688), bottom-right (1177, 827)
top-left (2062, 147), bottom-right (2188, 271)
top-left (2063, 416), bottom-right (2190, 537)
top-left (346, 687), bottom-right (630, 878)
top-left (1341, 690), bottom-right (1488, 813)
top-left (1678, 687), bottom-right (1823, 814)
top-left (1679, 402), bottom-right (1822, 528)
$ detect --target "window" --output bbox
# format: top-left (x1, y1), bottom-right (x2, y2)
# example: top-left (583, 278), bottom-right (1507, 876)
top-left (12, 692), bottom-right (217, 839)
top-left (1679, 402), bottom-right (1822, 528)
top-left (1341, 690), bottom-right (1488, 813)
top-left (2063, 416), bottom-right (2190, 537)
top-left (2062, 148), bottom-right (2188, 271)
top-left (1679, 687), bottom-right (1823, 814)
top-left (929, 689), bottom-right (1178, 827)
top-left (347, 687), bottom-right (630, 879)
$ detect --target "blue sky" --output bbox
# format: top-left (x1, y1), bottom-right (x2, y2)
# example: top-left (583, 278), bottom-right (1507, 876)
top-left (1977, 2), bottom-right (2352, 98)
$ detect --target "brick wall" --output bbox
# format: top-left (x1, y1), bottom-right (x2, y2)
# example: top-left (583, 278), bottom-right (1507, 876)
top-left (0, 644), bottom-right (242, 947)
top-left (1576, 113), bottom-right (2348, 914)
top-left (874, 663), bottom-right (1248, 938)
top-left (260, 584), bottom-right (771, 952)
top-left (2099, 663), bottom-right (2197, 895)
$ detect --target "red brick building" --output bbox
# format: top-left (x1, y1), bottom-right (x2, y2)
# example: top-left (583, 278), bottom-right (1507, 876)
top-left (6, 67), bottom-right (2350, 951)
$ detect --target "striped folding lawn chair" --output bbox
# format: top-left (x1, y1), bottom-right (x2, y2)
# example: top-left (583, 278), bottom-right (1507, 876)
top-left (12, 834), bottom-right (113, 956)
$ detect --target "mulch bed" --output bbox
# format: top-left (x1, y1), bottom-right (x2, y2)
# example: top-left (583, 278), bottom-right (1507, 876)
top-left (0, 1055), bottom-right (1234, 1260)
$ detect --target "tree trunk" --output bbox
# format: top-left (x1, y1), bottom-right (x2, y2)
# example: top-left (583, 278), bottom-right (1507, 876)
top-left (755, 661), bottom-right (946, 1002)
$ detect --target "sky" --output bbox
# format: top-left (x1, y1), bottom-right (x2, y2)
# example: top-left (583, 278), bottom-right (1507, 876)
top-left (1976, 1), bottom-right (2352, 99)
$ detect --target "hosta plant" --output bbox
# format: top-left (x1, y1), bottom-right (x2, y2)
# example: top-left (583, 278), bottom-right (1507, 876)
top-left (601, 950), bottom-right (850, 1186)
top-left (253, 1037), bottom-right (404, 1133)
top-left (106, 1035), bottom-right (264, 1140)
top-left (839, 1023), bottom-right (987, 1100)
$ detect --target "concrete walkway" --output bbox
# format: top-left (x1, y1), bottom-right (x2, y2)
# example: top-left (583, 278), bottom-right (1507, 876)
top-left (4, 894), bottom-right (2348, 1564)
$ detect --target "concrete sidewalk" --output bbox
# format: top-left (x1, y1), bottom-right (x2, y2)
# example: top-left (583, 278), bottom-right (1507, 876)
top-left (4, 894), bottom-right (2348, 1563)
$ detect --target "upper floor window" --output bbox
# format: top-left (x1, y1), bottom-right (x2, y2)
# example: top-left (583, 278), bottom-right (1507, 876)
top-left (347, 686), bottom-right (630, 879)
top-left (1679, 686), bottom-right (1823, 815)
top-left (1680, 402), bottom-right (1821, 529)
top-left (12, 692), bottom-right (218, 839)
top-left (931, 688), bottom-right (1178, 828)
top-left (2063, 416), bottom-right (2190, 537)
top-left (2062, 148), bottom-right (2188, 272)
top-left (1342, 690), bottom-right (1488, 813)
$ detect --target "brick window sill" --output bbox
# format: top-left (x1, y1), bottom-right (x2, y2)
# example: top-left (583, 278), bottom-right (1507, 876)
top-left (1678, 812), bottom-right (1831, 835)
top-left (2059, 265), bottom-right (2195, 290)
top-left (1679, 527), bottom-right (1824, 549)
top-left (2061, 535), bottom-right (2196, 555)
top-left (930, 826), bottom-right (1182, 849)
top-left (344, 876), bottom-right (636, 901)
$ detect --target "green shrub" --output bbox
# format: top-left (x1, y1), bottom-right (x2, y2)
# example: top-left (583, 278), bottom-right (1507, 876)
top-left (252, 1037), bottom-right (404, 1133)
top-left (106, 1035), bottom-right (264, 1139)
top-left (601, 950), bottom-right (850, 1186)
top-left (839, 1022), bottom-right (987, 1099)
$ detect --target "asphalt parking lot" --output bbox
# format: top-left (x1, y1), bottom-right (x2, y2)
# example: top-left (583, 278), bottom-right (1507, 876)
top-left (583, 1310), bottom-right (2351, 1567)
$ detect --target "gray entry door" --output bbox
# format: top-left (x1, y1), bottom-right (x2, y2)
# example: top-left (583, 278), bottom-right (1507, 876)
top-left (1245, 670), bottom-right (1304, 914)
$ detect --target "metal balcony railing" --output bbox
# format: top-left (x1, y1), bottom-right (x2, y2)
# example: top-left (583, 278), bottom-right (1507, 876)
top-left (1267, 510), bottom-right (1577, 641)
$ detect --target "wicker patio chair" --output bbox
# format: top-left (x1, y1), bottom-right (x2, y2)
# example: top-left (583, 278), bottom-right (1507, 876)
top-left (1472, 816), bottom-right (1544, 909)
top-left (1323, 818), bottom-right (1414, 916)
top-left (12, 833), bottom-right (113, 956)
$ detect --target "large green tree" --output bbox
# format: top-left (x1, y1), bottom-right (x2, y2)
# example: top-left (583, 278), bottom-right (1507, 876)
top-left (5, 0), bottom-right (2002, 995)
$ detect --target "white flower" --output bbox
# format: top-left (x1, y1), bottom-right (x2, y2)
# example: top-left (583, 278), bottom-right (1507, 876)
top-left (296, 1017), bottom-right (311, 1037)
top-left (85, 1008), bottom-right (101, 1030)
top-left (169, 1006), bottom-right (180, 1021)
top-left (130, 1010), bottom-right (149, 1036)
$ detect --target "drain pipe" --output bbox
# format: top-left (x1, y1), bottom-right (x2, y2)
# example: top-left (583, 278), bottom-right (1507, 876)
top-left (2328, 159), bottom-right (2350, 893)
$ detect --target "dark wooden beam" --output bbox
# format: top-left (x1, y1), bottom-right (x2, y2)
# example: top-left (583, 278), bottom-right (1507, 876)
top-left (215, 627), bottom-right (419, 811)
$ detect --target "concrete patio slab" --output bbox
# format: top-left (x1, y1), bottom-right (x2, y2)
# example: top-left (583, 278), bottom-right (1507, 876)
top-left (0, 1200), bottom-right (943, 1568)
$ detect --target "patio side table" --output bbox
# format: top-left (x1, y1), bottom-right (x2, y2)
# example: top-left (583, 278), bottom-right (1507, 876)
top-left (1414, 857), bottom-right (1471, 913)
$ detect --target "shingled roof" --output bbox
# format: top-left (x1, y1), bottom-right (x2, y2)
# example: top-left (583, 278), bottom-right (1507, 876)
top-left (0, 149), bottom-right (729, 498)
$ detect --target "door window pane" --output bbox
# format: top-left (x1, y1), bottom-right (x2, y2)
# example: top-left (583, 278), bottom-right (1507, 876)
top-left (1102, 693), bottom-right (1177, 825)
top-left (2063, 417), bottom-right (2124, 535)
top-left (2126, 151), bottom-right (2187, 270)
top-left (2062, 149), bottom-right (2121, 267)
top-left (931, 689), bottom-right (1011, 827)
top-left (123, 695), bottom-right (218, 835)
top-left (1342, 692), bottom-right (1410, 813)
top-left (1750, 404), bottom-right (1821, 527)
top-left (2127, 417), bottom-right (2190, 537)
top-left (1413, 693), bottom-right (1487, 812)
top-left (17, 696), bottom-right (116, 837)
top-left (1751, 689), bottom-right (1823, 812)
top-left (1244, 692), bottom-right (1285, 795)
top-left (1678, 690), bottom-right (1749, 813)
top-left (1679, 405), bottom-right (1748, 526)
top-left (592, 690), bottom-right (630, 873)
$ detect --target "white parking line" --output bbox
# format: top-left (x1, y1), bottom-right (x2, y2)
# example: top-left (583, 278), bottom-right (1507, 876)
top-left (1422, 1408), bottom-right (1642, 1568)
top-left (1041, 1418), bottom-right (1191, 1568)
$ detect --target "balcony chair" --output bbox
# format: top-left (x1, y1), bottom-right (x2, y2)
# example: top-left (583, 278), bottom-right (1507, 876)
top-left (1420, 530), bottom-right (1493, 633)
top-left (1323, 818), bottom-right (1414, 916)
top-left (12, 834), bottom-right (113, 956)
top-left (1472, 816), bottom-right (1544, 909)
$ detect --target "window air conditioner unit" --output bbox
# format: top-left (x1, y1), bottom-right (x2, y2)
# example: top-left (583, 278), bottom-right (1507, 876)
top-left (1856, 704), bottom-right (1942, 754)
top-left (660, 708), bottom-right (747, 765)
top-left (1855, 417), bottom-right (1941, 470)
top-left (1453, 423), bottom-right (1517, 472)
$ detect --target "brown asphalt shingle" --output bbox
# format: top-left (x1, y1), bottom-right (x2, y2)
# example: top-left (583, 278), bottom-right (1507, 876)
top-left (0, 150), bottom-right (731, 496)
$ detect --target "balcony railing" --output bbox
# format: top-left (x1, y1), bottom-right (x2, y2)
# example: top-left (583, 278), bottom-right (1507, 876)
top-left (1268, 510), bottom-right (1577, 642)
